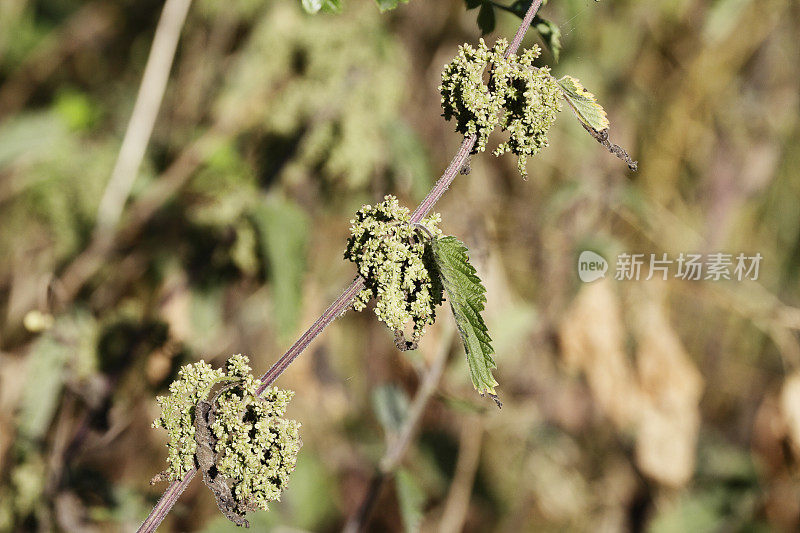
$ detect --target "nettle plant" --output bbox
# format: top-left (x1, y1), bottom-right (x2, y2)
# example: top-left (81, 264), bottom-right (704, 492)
top-left (143, 0), bottom-right (635, 530)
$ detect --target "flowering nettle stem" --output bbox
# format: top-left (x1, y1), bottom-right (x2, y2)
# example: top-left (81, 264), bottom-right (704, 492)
top-left (137, 1), bottom-right (545, 531)
top-left (409, 0), bottom-right (543, 223)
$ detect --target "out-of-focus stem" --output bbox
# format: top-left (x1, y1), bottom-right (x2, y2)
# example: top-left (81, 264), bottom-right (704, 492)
top-left (343, 322), bottom-right (455, 533)
top-left (95, 0), bottom-right (192, 235)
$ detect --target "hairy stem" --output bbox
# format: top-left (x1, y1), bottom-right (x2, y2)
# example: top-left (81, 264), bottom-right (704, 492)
top-left (138, 1), bottom-right (545, 530)
top-left (255, 277), bottom-right (365, 395)
top-left (506, 0), bottom-right (543, 60)
top-left (137, 468), bottom-right (196, 533)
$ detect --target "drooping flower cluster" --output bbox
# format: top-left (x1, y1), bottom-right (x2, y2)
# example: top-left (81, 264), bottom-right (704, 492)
top-left (439, 38), bottom-right (502, 153)
top-left (152, 355), bottom-right (301, 515)
top-left (439, 39), bottom-right (562, 177)
top-left (345, 195), bottom-right (443, 341)
top-left (491, 43), bottom-right (562, 177)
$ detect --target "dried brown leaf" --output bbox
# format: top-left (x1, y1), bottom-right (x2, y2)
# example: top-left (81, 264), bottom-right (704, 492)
top-left (630, 286), bottom-right (703, 487)
top-left (559, 280), bottom-right (640, 428)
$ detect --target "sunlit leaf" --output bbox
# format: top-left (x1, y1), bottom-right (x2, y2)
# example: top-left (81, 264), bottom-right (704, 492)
top-left (556, 75), bottom-right (610, 132)
top-left (53, 89), bottom-right (100, 132)
top-left (301, 0), bottom-right (342, 14)
top-left (322, 0), bottom-right (344, 13)
top-left (301, 0), bottom-right (323, 14)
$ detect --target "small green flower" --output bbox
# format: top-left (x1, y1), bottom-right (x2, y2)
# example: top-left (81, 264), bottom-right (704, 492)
top-left (152, 360), bottom-right (225, 478)
top-left (440, 38), bottom-right (502, 153)
top-left (152, 355), bottom-right (301, 519)
top-left (345, 195), bottom-right (443, 341)
top-left (491, 44), bottom-right (562, 178)
top-left (439, 39), bottom-right (562, 178)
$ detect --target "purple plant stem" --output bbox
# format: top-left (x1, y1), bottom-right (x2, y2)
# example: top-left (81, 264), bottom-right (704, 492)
top-left (137, 468), bottom-right (196, 533)
top-left (137, 1), bottom-right (544, 530)
top-left (255, 277), bottom-right (365, 395)
top-left (507, 0), bottom-right (542, 60)
top-left (410, 134), bottom-right (476, 224)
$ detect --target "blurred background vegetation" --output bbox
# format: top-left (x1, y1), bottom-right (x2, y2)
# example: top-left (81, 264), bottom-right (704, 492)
top-left (1, 0), bottom-right (800, 531)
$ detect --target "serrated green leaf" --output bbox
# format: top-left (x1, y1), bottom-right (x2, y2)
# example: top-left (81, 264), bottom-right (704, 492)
top-left (375, 0), bottom-right (409, 12)
top-left (431, 236), bottom-right (498, 398)
top-left (556, 75), bottom-right (610, 132)
top-left (395, 468), bottom-right (424, 533)
top-left (464, 0), bottom-right (483, 10)
top-left (477, 3), bottom-right (496, 35)
top-left (533, 16), bottom-right (561, 62)
top-left (251, 196), bottom-right (309, 339)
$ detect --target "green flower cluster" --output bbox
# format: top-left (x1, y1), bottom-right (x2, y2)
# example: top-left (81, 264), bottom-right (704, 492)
top-left (152, 355), bottom-right (301, 513)
top-left (439, 38), bottom-right (501, 153)
top-left (152, 359), bottom-right (225, 478)
top-left (439, 39), bottom-right (562, 178)
top-left (345, 195), bottom-right (443, 341)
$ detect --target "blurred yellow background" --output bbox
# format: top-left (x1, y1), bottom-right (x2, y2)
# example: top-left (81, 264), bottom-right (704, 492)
top-left (1, 0), bottom-right (800, 531)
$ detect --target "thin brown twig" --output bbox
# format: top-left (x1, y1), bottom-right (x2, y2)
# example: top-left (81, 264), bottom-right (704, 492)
top-left (438, 415), bottom-right (484, 533)
top-left (343, 322), bottom-right (455, 533)
top-left (138, 1), bottom-right (546, 530)
top-left (95, 0), bottom-right (193, 235)
top-left (380, 323), bottom-right (455, 475)
top-left (2, 0), bottom-right (194, 344)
